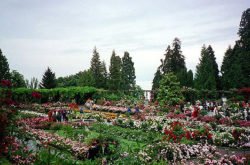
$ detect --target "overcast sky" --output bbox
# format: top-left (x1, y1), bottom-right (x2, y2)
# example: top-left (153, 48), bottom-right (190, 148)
top-left (0, 0), bottom-right (249, 89)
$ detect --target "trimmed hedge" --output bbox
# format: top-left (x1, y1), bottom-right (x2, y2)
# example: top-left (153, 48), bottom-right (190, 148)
top-left (11, 86), bottom-right (98, 104)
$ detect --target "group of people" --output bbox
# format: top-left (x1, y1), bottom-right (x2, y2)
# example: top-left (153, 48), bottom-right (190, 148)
top-left (48, 109), bottom-right (70, 122)
top-left (127, 104), bottom-right (140, 113)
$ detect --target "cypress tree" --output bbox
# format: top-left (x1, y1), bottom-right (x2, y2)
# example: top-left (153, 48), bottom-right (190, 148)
top-left (121, 51), bottom-right (136, 91)
top-left (109, 50), bottom-right (122, 90)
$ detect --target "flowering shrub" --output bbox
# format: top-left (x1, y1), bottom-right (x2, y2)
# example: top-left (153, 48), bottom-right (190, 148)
top-left (140, 142), bottom-right (217, 163)
top-left (164, 121), bottom-right (186, 142)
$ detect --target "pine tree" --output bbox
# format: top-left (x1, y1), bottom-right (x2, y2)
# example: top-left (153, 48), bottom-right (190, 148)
top-left (90, 47), bottom-right (103, 88)
top-left (0, 49), bottom-right (10, 80)
top-left (109, 50), bottom-right (122, 90)
top-left (194, 45), bottom-right (219, 90)
top-left (10, 70), bottom-right (26, 88)
top-left (121, 51), bottom-right (136, 91)
top-left (40, 67), bottom-right (56, 89)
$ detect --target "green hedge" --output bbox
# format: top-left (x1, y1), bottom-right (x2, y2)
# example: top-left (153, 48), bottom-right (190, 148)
top-left (11, 86), bottom-right (98, 104)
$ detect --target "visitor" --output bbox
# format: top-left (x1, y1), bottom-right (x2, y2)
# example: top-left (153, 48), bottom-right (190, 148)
top-left (191, 106), bottom-right (199, 118)
top-left (80, 107), bottom-right (84, 120)
top-left (135, 104), bottom-right (140, 113)
top-left (48, 110), bottom-right (53, 122)
top-left (127, 106), bottom-right (131, 113)
top-left (52, 110), bottom-right (57, 122)
top-left (244, 109), bottom-right (248, 121)
top-left (213, 106), bottom-right (219, 116)
top-left (56, 110), bottom-right (60, 122)
top-left (62, 110), bottom-right (67, 122)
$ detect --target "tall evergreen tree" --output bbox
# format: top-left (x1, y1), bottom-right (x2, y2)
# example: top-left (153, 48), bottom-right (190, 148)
top-left (152, 68), bottom-right (162, 91)
top-left (121, 51), bottom-right (136, 91)
top-left (152, 38), bottom-right (190, 90)
top-left (238, 8), bottom-right (250, 50)
top-left (237, 8), bottom-right (250, 87)
top-left (100, 61), bottom-right (108, 89)
top-left (171, 38), bottom-right (186, 73)
top-left (109, 50), bottom-right (122, 90)
top-left (0, 49), bottom-right (10, 80)
top-left (90, 47), bottom-right (103, 88)
top-left (194, 45), bottom-right (219, 90)
top-left (10, 70), bottom-right (26, 88)
top-left (186, 70), bottom-right (194, 87)
top-left (221, 8), bottom-right (250, 89)
top-left (221, 46), bottom-right (242, 89)
top-left (40, 67), bottom-right (56, 89)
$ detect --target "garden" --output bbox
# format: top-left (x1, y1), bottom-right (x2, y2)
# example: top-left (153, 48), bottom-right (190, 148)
top-left (1, 7), bottom-right (250, 165)
top-left (1, 78), bottom-right (250, 165)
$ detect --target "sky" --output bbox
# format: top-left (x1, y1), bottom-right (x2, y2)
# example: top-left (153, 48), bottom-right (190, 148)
top-left (0, 0), bottom-right (249, 90)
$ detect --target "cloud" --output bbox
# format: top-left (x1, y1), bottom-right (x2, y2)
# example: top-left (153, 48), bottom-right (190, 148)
top-left (0, 0), bottom-right (249, 89)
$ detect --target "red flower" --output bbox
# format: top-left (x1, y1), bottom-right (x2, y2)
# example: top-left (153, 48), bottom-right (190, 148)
top-left (207, 133), bottom-right (213, 139)
top-left (31, 91), bottom-right (42, 99)
top-left (1, 80), bottom-right (11, 87)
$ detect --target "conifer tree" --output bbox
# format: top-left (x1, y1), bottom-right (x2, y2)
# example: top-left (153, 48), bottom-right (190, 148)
top-left (90, 47), bottom-right (103, 88)
top-left (237, 8), bottom-right (250, 87)
top-left (194, 45), bottom-right (219, 90)
top-left (221, 8), bottom-right (250, 89)
top-left (0, 49), bottom-right (10, 80)
top-left (109, 50), bottom-right (122, 90)
top-left (40, 67), bottom-right (56, 89)
top-left (121, 51), bottom-right (136, 91)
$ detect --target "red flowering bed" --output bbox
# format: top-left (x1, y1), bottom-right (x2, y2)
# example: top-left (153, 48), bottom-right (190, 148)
top-left (234, 120), bottom-right (250, 127)
top-left (164, 121), bottom-right (213, 143)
